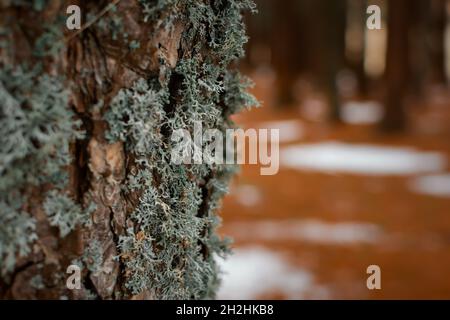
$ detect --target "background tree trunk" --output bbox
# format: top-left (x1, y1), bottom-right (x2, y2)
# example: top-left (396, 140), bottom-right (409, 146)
top-left (270, 0), bottom-right (303, 105)
top-left (381, 0), bottom-right (410, 132)
top-left (347, 0), bottom-right (368, 98)
top-left (409, 0), bottom-right (430, 99)
top-left (429, 0), bottom-right (447, 85)
top-left (318, 0), bottom-right (347, 121)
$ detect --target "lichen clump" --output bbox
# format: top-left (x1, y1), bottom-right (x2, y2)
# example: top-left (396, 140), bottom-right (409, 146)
top-left (0, 65), bottom-right (85, 276)
top-left (105, 0), bottom-right (258, 299)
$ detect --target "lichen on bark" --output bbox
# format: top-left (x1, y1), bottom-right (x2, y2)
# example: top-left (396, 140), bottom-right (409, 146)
top-left (0, 0), bottom-right (257, 299)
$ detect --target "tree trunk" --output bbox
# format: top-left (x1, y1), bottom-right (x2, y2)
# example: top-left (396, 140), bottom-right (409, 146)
top-left (429, 0), bottom-right (447, 85)
top-left (315, 0), bottom-right (346, 121)
top-left (0, 0), bottom-right (256, 300)
top-left (381, 0), bottom-right (409, 132)
top-left (409, 0), bottom-right (430, 99)
top-left (270, 0), bottom-right (302, 106)
top-left (244, 0), bottom-right (272, 69)
top-left (347, 0), bottom-right (368, 97)
top-left (327, 0), bottom-right (346, 121)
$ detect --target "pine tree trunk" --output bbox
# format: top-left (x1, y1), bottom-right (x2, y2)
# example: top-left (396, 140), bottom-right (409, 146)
top-left (429, 0), bottom-right (447, 85)
top-left (270, 0), bottom-right (302, 106)
top-left (381, 0), bottom-right (409, 132)
top-left (315, 0), bottom-right (346, 121)
top-left (0, 0), bottom-right (256, 300)
top-left (409, 0), bottom-right (430, 99)
top-left (347, 0), bottom-right (368, 97)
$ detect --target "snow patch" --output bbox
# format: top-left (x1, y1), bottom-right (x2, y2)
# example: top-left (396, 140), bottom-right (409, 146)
top-left (232, 184), bottom-right (263, 207)
top-left (217, 247), bottom-right (326, 299)
top-left (281, 142), bottom-right (446, 175)
top-left (409, 174), bottom-right (450, 198)
top-left (300, 98), bottom-right (328, 122)
top-left (229, 220), bottom-right (382, 245)
top-left (340, 101), bottom-right (384, 124)
top-left (258, 120), bottom-right (303, 143)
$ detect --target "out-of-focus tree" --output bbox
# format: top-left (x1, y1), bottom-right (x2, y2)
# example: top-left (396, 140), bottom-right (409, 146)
top-left (428, 0), bottom-right (447, 85)
top-left (269, 0), bottom-right (347, 119)
top-left (409, 0), bottom-right (431, 98)
top-left (270, 0), bottom-right (303, 105)
top-left (244, 0), bottom-right (272, 69)
top-left (316, 0), bottom-right (347, 121)
top-left (346, 0), bottom-right (368, 97)
top-left (382, 0), bottom-right (410, 131)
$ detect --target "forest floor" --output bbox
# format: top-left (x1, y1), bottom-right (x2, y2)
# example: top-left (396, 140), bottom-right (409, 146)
top-left (217, 70), bottom-right (450, 299)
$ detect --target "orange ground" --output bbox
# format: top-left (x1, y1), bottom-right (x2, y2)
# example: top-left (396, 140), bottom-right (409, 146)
top-left (218, 72), bottom-right (450, 299)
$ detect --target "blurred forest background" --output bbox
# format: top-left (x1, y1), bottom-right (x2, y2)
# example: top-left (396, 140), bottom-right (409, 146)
top-left (217, 0), bottom-right (450, 299)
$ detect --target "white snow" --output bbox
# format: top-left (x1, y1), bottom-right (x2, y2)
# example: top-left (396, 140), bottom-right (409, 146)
top-left (232, 184), bottom-right (263, 207)
top-left (340, 101), bottom-right (384, 124)
top-left (408, 174), bottom-right (450, 198)
top-left (281, 142), bottom-right (446, 175)
top-left (217, 247), bottom-right (327, 299)
top-left (258, 120), bottom-right (303, 143)
top-left (228, 219), bottom-right (382, 245)
top-left (299, 98), bottom-right (328, 122)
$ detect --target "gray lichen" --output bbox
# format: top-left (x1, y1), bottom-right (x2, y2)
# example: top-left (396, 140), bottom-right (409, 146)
top-left (10, 0), bottom-right (48, 11)
top-left (82, 239), bottom-right (103, 274)
top-left (105, 0), bottom-right (258, 299)
top-left (0, 200), bottom-right (37, 276)
top-left (0, 0), bottom-right (258, 299)
top-left (29, 274), bottom-right (45, 290)
top-left (0, 65), bottom-right (84, 276)
top-left (43, 191), bottom-right (95, 238)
